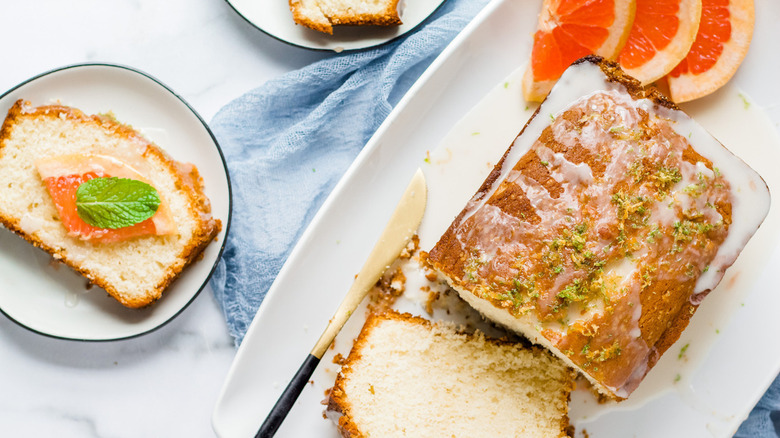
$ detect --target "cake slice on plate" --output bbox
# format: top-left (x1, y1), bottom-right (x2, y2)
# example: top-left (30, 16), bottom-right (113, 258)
top-left (289, 0), bottom-right (403, 34)
top-left (426, 56), bottom-right (770, 399)
top-left (0, 100), bottom-right (221, 308)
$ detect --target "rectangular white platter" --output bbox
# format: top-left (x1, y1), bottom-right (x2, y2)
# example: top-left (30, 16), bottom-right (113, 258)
top-left (212, 0), bottom-right (780, 436)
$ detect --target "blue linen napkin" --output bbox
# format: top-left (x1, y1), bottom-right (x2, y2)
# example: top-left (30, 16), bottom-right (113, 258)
top-left (208, 0), bottom-right (489, 344)
top-left (736, 372), bottom-right (780, 437)
top-left (206, 0), bottom-right (780, 434)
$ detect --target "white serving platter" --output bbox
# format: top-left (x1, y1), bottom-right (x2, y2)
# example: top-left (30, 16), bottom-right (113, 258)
top-left (224, 0), bottom-right (447, 51)
top-left (0, 64), bottom-right (231, 341)
top-left (213, 0), bottom-right (780, 436)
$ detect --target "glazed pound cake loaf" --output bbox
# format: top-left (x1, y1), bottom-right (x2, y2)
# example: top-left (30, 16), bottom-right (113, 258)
top-left (326, 311), bottom-right (575, 437)
top-left (0, 100), bottom-right (221, 308)
top-left (426, 57), bottom-right (770, 399)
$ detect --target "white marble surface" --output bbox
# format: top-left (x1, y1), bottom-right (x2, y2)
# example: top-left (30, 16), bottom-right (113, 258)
top-left (0, 1), bottom-right (330, 436)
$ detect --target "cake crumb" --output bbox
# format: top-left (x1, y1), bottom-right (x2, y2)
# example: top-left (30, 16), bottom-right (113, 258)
top-left (321, 387), bottom-right (334, 415)
top-left (332, 353), bottom-right (347, 365)
top-left (367, 266), bottom-right (407, 314)
top-left (399, 235), bottom-right (419, 259)
top-left (424, 287), bottom-right (440, 316)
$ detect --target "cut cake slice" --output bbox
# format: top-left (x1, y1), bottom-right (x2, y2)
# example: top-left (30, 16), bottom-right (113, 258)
top-left (326, 310), bottom-right (575, 437)
top-left (426, 56), bottom-right (770, 399)
top-left (0, 100), bottom-right (221, 308)
top-left (289, 0), bottom-right (403, 34)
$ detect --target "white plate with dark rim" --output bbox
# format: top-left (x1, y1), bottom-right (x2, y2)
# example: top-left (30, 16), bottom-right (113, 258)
top-left (213, 0), bottom-right (780, 436)
top-left (224, 0), bottom-right (448, 52)
top-left (0, 64), bottom-right (232, 342)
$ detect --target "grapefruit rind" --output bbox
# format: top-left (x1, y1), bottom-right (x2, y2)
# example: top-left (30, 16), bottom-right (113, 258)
top-left (600, 0), bottom-right (638, 58)
top-left (668, 0), bottom-right (754, 103)
top-left (619, 0), bottom-right (703, 85)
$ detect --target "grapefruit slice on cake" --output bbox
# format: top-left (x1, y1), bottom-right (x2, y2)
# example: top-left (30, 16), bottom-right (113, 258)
top-left (522, 0), bottom-right (637, 102)
top-left (617, 0), bottom-right (703, 85)
top-left (36, 153), bottom-right (176, 243)
top-left (667, 0), bottom-right (755, 103)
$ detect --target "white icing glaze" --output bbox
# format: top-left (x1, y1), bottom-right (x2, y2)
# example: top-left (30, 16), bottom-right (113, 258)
top-left (434, 60), bottom-right (770, 398)
top-left (460, 61), bottom-right (769, 299)
top-left (657, 104), bottom-right (772, 295)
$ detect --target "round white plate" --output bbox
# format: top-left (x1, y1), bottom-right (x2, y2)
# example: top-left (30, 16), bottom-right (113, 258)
top-left (0, 64), bottom-right (231, 341)
top-left (225, 0), bottom-right (447, 51)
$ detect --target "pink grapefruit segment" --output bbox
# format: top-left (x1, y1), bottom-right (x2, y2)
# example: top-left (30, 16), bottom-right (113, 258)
top-left (523, 0), bottom-right (637, 102)
top-left (36, 153), bottom-right (176, 242)
top-left (667, 0), bottom-right (754, 102)
top-left (617, 0), bottom-right (702, 85)
top-left (44, 172), bottom-right (162, 243)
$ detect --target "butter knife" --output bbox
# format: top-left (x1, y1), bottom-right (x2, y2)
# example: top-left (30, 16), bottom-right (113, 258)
top-left (256, 168), bottom-right (428, 438)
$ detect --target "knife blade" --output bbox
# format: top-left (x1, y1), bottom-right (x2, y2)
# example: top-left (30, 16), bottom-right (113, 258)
top-left (255, 168), bottom-right (427, 438)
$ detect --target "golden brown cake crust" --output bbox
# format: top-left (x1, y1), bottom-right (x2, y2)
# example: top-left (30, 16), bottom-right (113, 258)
top-left (326, 310), bottom-right (574, 437)
top-left (426, 56), bottom-right (740, 398)
top-left (326, 312), bottom-right (413, 438)
top-left (0, 99), bottom-right (221, 308)
top-left (289, 1), bottom-right (333, 35)
top-left (289, 0), bottom-right (402, 35)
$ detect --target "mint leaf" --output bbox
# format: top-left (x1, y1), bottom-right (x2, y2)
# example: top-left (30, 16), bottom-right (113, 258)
top-left (76, 177), bottom-right (161, 229)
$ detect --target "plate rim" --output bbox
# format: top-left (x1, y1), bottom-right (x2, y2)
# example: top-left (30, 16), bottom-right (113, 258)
top-left (222, 0), bottom-right (450, 52)
top-left (0, 62), bottom-right (233, 343)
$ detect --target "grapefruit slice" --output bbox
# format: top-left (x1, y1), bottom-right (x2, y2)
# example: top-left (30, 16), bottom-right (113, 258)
top-left (617, 0), bottom-right (702, 85)
top-left (667, 0), bottom-right (754, 103)
top-left (523, 0), bottom-right (637, 102)
top-left (36, 154), bottom-right (176, 242)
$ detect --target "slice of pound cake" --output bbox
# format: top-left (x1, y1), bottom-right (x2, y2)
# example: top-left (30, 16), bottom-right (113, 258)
top-left (289, 0), bottom-right (403, 34)
top-left (0, 100), bottom-right (221, 308)
top-left (326, 311), bottom-right (575, 437)
top-left (425, 56), bottom-right (770, 399)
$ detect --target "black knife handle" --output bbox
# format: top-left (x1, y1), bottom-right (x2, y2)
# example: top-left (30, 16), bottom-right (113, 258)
top-left (255, 354), bottom-right (321, 438)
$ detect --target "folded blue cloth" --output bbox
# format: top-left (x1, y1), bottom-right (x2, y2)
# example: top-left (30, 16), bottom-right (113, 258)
top-left (208, 0), bottom-right (489, 344)
top-left (206, 0), bottom-right (780, 434)
top-left (736, 372), bottom-right (780, 437)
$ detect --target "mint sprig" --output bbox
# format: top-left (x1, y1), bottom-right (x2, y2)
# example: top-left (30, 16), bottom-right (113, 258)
top-left (76, 177), bottom-right (161, 229)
